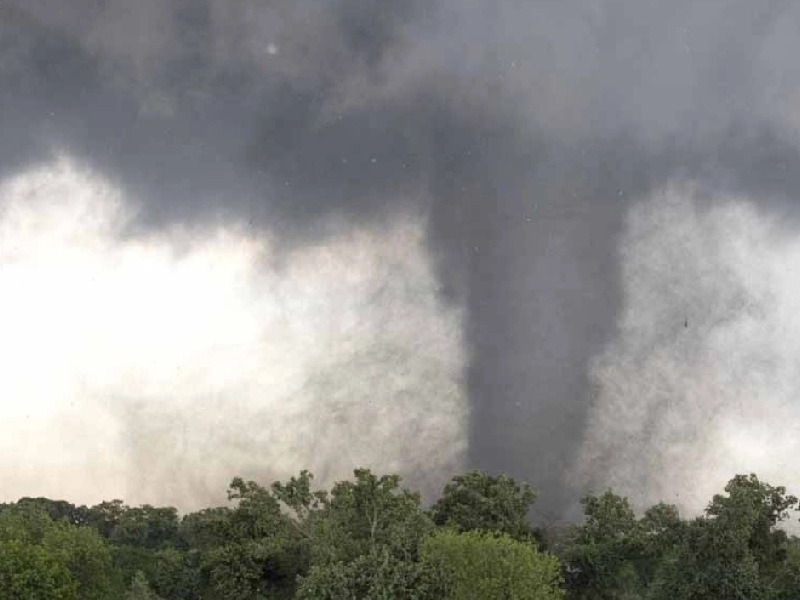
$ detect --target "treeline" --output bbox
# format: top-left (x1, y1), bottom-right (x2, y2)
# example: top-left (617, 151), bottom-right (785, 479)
top-left (2, 470), bottom-right (800, 599)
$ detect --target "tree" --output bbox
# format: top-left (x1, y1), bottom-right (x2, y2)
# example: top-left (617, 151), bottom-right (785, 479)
top-left (649, 474), bottom-right (798, 600)
top-left (146, 547), bottom-right (202, 600)
top-left (421, 530), bottom-right (564, 599)
top-left (559, 490), bottom-right (643, 599)
top-left (270, 469), bottom-right (328, 531)
top-left (44, 521), bottom-right (118, 600)
top-left (180, 507), bottom-right (234, 551)
top-left (275, 468), bottom-right (436, 596)
top-left (309, 469), bottom-right (433, 566)
top-left (634, 503), bottom-right (684, 589)
top-left (0, 540), bottom-right (77, 599)
top-left (190, 476), bottom-right (310, 599)
top-left (0, 501), bottom-right (56, 544)
top-left (0, 503), bottom-right (120, 598)
top-left (773, 536), bottom-right (800, 599)
top-left (706, 474), bottom-right (797, 578)
top-left (17, 497), bottom-right (90, 527)
top-left (430, 471), bottom-right (538, 541)
top-left (125, 571), bottom-right (165, 600)
top-left (296, 546), bottom-right (447, 600)
top-left (110, 505), bottom-right (181, 550)
top-left (87, 499), bottom-right (127, 540)
top-left (649, 517), bottom-right (766, 600)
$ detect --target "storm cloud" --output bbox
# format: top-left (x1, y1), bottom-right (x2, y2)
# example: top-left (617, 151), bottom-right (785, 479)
top-left (3, 1), bottom-right (800, 517)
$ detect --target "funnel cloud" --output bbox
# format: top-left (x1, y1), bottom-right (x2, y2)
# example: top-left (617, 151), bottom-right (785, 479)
top-left (2, 1), bottom-right (800, 517)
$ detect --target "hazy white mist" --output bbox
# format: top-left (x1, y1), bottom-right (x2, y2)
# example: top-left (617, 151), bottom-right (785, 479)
top-left (576, 182), bottom-right (800, 513)
top-left (0, 157), bottom-right (466, 510)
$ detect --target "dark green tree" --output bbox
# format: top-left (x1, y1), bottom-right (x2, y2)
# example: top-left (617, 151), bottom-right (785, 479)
top-left (87, 499), bottom-right (127, 539)
top-left (296, 545), bottom-right (447, 600)
top-left (110, 505), bottom-right (181, 549)
top-left (559, 490), bottom-right (643, 599)
top-left (308, 469), bottom-right (433, 566)
top-left (706, 474), bottom-right (797, 579)
top-left (17, 497), bottom-right (90, 527)
top-left (421, 529), bottom-right (564, 599)
top-left (0, 540), bottom-right (77, 599)
top-left (430, 471), bottom-right (538, 541)
top-left (773, 536), bottom-right (800, 599)
top-left (44, 521), bottom-right (118, 600)
top-left (0, 503), bottom-right (120, 598)
top-left (190, 476), bottom-right (309, 599)
top-left (125, 570), bottom-right (165, 600)
top-left (650, 474), bottom-right (798, 600)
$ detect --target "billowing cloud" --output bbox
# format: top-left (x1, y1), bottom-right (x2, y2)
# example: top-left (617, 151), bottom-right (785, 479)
top-left (6, 0), bottom-right (800, 519)
top-left (0, 157), bottom-right (465, 509)
top-left (576, 183), bottom-right (800, 512)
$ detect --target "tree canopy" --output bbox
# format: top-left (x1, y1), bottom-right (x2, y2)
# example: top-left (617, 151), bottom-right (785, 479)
top-left (4, 470), bottom-right (800, 599)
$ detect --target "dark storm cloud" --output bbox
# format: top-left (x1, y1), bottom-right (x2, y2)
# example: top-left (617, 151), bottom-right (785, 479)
top-left (3, 0), bottom-right (800, 518)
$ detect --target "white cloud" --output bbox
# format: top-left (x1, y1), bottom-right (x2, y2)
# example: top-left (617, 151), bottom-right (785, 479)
top-left (0, 157), bottom-right (466, 509)
top-left (575, 182), bottom-right (800, 513)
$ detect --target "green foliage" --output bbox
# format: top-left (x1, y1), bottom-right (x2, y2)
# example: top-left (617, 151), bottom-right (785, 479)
top-left (0, 504), bottom-right (120, 598)
top-left (0, 540), bottom-right (77, 599)
top-left (146, 548), bottom-right (202, 600)
top-left (125, 570), bottom-right (165, 600)
top-left (8, 469), bottom-right (800, 600)
top-left (431, 471), bottom-right (538, 541)
top-left (17, 497), bottom-right (90, 527)
top-left (43, 521), bottom-right (118, 599)
top-left (559, 490), bottom-right (646, 599)
top-left (87, 499), bottom-right (127, 539)
top-left (421, 530), bottom-right (564, 600)
top-left (0, 502), bottom-right (56, 544)
top-left (192, 469), bottom-right (435, 598)
top-left (270, 470), bottom-right (329, 527)
top-left (202, 534), bottom-right (301, 599)
top-left (649, 474), bottom-right (798, 600)
top-left (293, 469), bottom-right (439, 598)
top-left (179, 507), bottom-right (234, 550)
top-left (309, 469), bottom-right (433, 566)
top-left (110, 505), bottom-right (181, 549)
top-left (579, 491), bottom-right (638, 542)
top-left (85, 500), bottom-right (189, 598)
top-left (649, 518), bottom-right (771, 600)
top-left (706, 473), bottom-right (797, 577)
top-left (296, 546), bottom-right (447, 599)
top-left (172, 480), bottom-right (297, 599)
top-left (558, 477), bottom-right (800, 600)
top-left (633, 503), bottom-right (684, 589)
top-left (111, 545), bottom-right (200, 600)
top-left (773, 537), bottom-right (800, 599)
